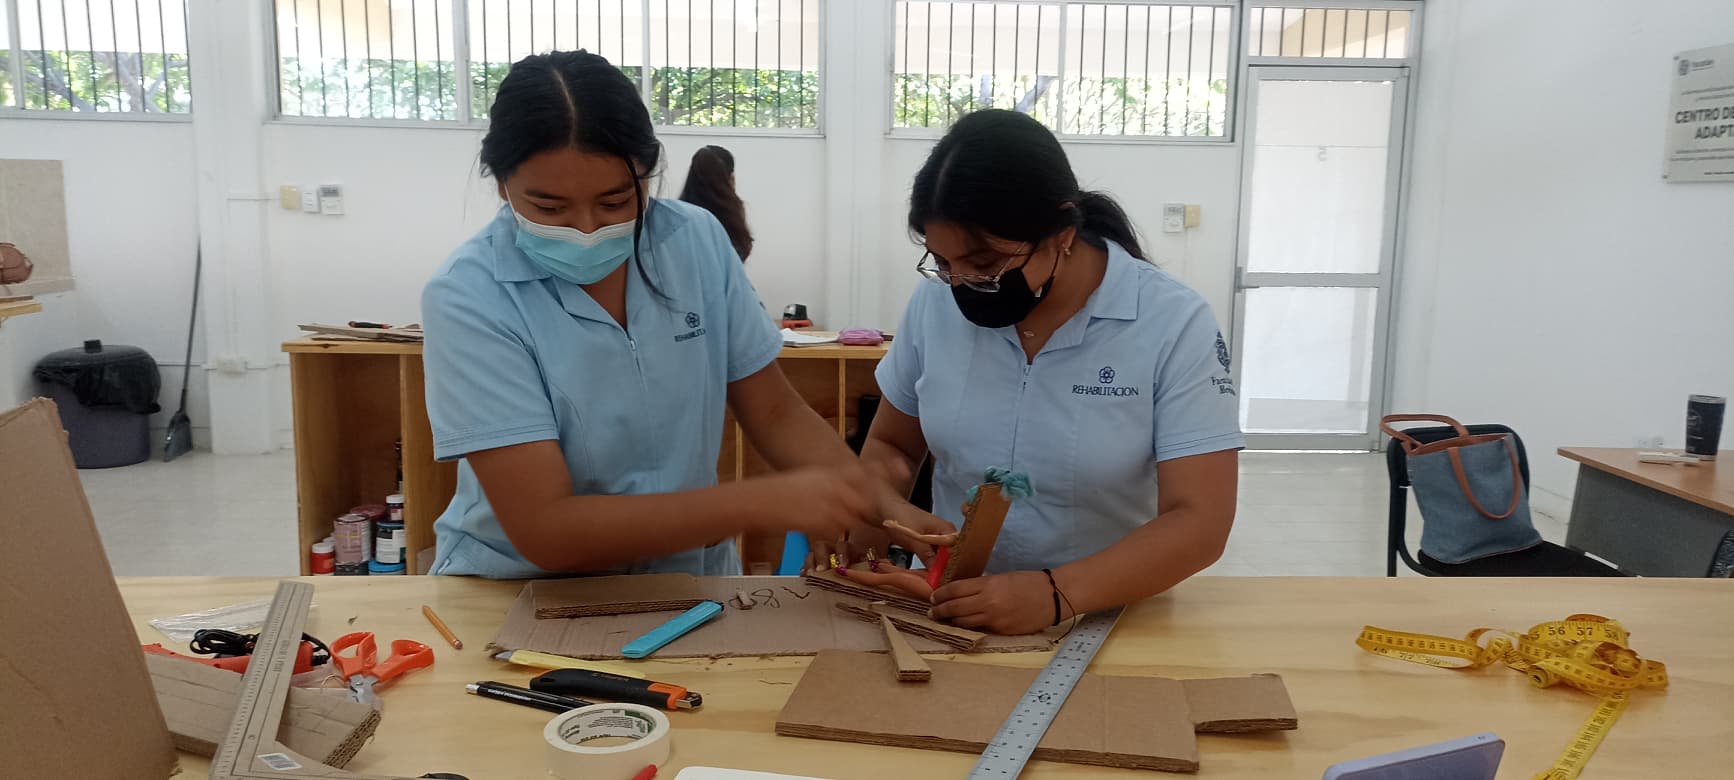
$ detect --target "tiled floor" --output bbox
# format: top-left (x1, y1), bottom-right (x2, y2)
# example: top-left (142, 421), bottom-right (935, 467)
top-left (79, 450), bottom-right (1568, 577)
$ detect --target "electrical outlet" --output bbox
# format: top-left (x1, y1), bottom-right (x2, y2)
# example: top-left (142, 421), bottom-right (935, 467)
top-left (279, 186), bottom-right (300, 210)
top-left (214, 355), bottom-right (247, 375)
top-left (1183, 204), bottom-right (1201, 228)
top-left (1634, 434), bottom-right (1666, 449)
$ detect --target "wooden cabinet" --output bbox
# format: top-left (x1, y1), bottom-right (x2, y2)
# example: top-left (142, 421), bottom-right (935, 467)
top-left (283, 338), bottom-right (886, 574)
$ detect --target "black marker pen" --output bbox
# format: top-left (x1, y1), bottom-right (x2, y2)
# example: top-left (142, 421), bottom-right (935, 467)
top-left (466, 680), bottom-right (594, 714)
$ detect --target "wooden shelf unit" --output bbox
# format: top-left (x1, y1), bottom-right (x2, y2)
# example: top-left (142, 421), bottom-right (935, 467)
top-left (284, 337), bottom-right (887, 575)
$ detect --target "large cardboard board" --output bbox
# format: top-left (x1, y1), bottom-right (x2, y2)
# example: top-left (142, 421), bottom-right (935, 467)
top-left (490, 576), bottom-right (1066, 658)
top-left (0, 400), bottom-right (178, 778)
top-left (776, 650), bottom-right (1297, 773)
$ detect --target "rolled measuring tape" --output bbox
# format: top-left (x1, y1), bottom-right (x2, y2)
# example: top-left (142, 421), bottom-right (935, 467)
top-left (544, 703), bottom-right (672, 779)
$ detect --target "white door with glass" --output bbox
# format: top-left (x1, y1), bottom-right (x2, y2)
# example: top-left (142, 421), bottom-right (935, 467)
top-left (1232, 66), bottom-right (1408, 449)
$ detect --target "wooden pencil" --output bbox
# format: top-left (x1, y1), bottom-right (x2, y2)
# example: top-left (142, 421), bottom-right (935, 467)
top-left (421, 604), bottom-right (463, 650)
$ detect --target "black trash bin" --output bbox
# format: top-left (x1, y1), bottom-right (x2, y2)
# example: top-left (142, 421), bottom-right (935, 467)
top-left (34, 340), bottom-right (162, 468)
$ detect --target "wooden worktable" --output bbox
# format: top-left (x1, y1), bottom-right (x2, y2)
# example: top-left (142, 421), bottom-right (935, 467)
top-left (120, 576), bottom-right (1734, 779)
top-left (1559, 447), bottom-right (1734, 515)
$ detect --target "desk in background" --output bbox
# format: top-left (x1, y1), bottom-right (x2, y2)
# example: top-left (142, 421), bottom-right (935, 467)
top-left (1559, 447), bottom-right (1734, 576)
top-left (283, 338), bottom-right (888, 574)
top-left (119, 575), bottom-right (1734, 778)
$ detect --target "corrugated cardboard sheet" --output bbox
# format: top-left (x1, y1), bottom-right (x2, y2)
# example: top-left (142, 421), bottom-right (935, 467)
top-left (490, 575), bottom-right (1067, 658)
top-left (778, 651), bottom-right (1298, 772)
top-left (0, 400), bottom-right (178, 778)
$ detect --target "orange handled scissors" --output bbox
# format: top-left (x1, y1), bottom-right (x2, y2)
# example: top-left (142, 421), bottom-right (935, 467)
top-left (331, 631), bottom-right (435, 708)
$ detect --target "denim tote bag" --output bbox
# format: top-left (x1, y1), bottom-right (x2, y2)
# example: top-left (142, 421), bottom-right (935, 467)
top-left (1382, 414), bottom-right (1542, 564)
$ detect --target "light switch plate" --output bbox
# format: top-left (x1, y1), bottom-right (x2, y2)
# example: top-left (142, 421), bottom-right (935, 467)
top-left (1184, 203), bottom-right (1201, 228)
top-left (278, 185), bottom-right (300, 210)
top-left (300, 189), bottom-right (319, 213)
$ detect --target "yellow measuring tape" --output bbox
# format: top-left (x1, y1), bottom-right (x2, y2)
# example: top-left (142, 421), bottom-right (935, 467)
top-left (1355, 614), bottom-right (1667, 780)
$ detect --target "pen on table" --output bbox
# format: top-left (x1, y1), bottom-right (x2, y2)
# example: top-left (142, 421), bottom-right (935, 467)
top-left (466, 681), bottom-right (593, 714)
top-left (422, 604), bottom-right (463, 650)
top-left (630, 765), bottom-right (658, 780)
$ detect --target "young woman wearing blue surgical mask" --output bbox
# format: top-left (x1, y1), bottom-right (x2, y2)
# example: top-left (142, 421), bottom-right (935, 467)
top-left (420, 51), bottom-right (893, 578)
top-left (845, 110), bottom-right (1243, 634)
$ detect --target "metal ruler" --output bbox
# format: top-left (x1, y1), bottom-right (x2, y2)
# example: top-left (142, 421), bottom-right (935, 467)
top-left (967, 607), bottom-right (1125, 778)
top-left (210, 581), bottom-right (421, 780)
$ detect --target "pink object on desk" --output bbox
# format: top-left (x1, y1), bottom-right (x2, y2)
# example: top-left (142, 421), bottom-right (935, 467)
top-left (838, 328), bottom-right (884, 346)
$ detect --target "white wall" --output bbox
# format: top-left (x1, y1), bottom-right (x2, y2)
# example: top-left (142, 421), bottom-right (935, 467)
top-left (0, 120), bottom-right (206, 440)
top-left (1395, 0), bottom-right (1734, 505)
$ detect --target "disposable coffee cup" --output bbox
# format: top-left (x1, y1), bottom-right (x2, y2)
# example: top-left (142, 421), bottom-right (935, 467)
top-left (1685, 394), bottom-right (1725, 460)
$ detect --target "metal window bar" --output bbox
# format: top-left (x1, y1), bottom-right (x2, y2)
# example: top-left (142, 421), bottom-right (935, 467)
top-left (1246, 5), bottom-right (1411, 61)
top-left (8, 0), bottom-right (191, 112)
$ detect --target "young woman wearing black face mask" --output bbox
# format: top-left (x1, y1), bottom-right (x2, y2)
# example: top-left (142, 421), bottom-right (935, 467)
top-left (841, 110), bottom-right (1244, 635)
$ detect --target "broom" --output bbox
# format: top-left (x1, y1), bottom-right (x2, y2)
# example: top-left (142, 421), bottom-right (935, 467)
top-left (162, 246), bottom-right (200, 462)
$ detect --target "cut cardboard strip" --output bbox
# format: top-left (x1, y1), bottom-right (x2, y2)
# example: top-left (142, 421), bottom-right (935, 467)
top-left (1184, 674), bottom-right (1300, 733)
top-left (878, 612), bottom-right (931, 682)
top-left (0, 400), bottom-right (178, 780)
top-left (836, 601), bottom-right (987, 651)
top-left (803, 568), bottom-right (931, 614)
top-left (532, 573), bottom-right (706, 618)
top-left (148, 655), bottom-right (380, 767)
top-left (776, 650), bottom-right (1297, 774)
top-left (490, 576), bottom-right (1064, 659)
top-left (941, 482), bottom-right (1012, 586)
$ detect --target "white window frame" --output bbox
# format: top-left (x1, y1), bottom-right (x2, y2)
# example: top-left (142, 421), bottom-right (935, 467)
top-left (265, 0), bottom-right (826, 136)
top-left (885, 0), bottom-right (1241, 145)
top-left (1241, 0), bottom-right (1420, 67)
top-left (0, 0), bottom-right (194, 120)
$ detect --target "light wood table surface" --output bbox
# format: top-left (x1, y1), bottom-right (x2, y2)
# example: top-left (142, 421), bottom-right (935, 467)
top-left (119, 576), bottom-right (1734, 779)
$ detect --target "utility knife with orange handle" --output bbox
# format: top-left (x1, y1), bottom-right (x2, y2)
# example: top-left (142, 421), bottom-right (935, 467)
top-left (530, 668), bottom-right (703, 711)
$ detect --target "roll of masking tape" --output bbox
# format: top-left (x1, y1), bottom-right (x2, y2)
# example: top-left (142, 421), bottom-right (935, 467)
top-left (544, 703), bottom-right (672, 779)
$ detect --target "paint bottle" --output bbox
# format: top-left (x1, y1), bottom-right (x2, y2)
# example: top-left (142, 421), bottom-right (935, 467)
top-left (332, 513), bottom-right (371, 575)
top-left (309, 539), bottom-right (335, 575)
top-left (371, 492), bottom-right (408, 571)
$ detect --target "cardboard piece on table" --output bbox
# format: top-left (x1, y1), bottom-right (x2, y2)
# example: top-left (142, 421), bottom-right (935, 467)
top-left (876, 610), bottom-right (931, 682)
top-left (147, 655), bottom-right (381, 767)
top-left (489, 576), bottom-right (1064, 659)
top-left (1183, 674), bottom-right (1299, 732)
top-left (0, 400), bottom-right (179, 780)
top-left (803, 567), bottom-right (931, 614)
top-left (775, 650), bottom-right (1298, 774)
top-left (531, 573), bottom-right (706, 618)
top-left (941, 482), bottom-right (1013, 586)
top-left (836, 601), bottom-right (987, 652)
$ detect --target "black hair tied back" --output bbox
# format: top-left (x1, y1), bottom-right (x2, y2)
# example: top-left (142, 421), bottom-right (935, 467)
top-left (908, 109), bottom-right (1145, 261)
top-left (479, 51), bottom-right (665, 289)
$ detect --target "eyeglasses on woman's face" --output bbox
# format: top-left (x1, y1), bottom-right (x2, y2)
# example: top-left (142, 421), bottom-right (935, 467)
top-left (914, 246), bottom-right (1034, 293)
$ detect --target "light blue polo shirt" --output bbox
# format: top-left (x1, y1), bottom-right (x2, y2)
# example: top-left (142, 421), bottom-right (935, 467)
top-left (876, 240), bottom-right (1244, 574)
top-left (421, 199), bottom-right (781, 579)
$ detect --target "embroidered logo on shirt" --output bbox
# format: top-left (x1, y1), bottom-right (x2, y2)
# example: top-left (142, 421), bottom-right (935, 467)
top-left (1215, 331), bottom-right (1232, 371)
top-left (686, 312), bottom-right (702, 328)
top-left (1075, 365), bottom-right (1138, 397)
top-left (675, 311), bottom-right (707, 342)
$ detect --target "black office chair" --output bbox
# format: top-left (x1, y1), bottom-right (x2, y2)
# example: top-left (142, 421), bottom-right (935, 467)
top-left (1385, 424), bottom-right (1623, 577)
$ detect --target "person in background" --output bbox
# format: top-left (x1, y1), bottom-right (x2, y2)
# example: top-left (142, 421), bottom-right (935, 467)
top-left (679, 145), bottom-right (753, 261)
top-left (420, 51), bottom-right (899, 578)
top-left (846, 109), bottom-right (1243, 634)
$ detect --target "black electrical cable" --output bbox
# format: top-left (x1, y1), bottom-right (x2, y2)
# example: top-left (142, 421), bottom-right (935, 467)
top-left (190, 628), bottom-right (331, 667)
